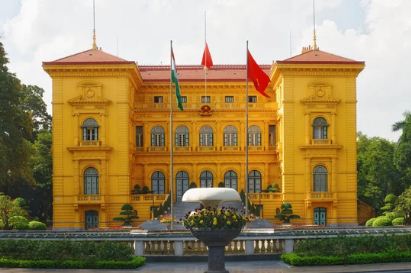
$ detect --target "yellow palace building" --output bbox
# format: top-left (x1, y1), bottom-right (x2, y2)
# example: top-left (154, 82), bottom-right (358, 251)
top-left (43, 41), bottom-right (364, 229)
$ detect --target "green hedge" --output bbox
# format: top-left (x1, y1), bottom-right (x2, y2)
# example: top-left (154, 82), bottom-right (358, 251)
top-left (293, 235), bottom-right (411, 256)
top-left (0, 240), bottom-right (134, 261)
top-left (0, 256), bottom-right (145, 269)
top-left (281, 251), bottom-right (411, 266)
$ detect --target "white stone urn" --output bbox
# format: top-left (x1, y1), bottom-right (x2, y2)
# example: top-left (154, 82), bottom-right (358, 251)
top-left (182, 188), bottom-right (243, 273)
top-left (182, 188), bottom-right (241, 209)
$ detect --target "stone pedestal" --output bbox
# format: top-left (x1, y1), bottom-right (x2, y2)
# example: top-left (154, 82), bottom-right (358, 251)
top-left (190, 228), bottom-right (241, 273)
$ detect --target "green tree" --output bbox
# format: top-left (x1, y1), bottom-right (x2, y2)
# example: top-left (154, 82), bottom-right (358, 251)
top-left (0, 194), bottom-right (28, 229)
top-left (113, 204), bottom-right (138, 226)
top-left (381, 193), bottom-right (397, 214)
top-left (275, 202), bottom-right (300, 224)
top-left (20, 85), bottom-right (51, 139)
top-left (30, 130), bottom-right (52, 222)
top-left (0, 42), bottom-right (33, 193)
top-left (357, 133), bottom-right (398, 211)
top-left (396, 186), bottom-right (411, 224)
top-left (393, 112), bottom-right (411, 190)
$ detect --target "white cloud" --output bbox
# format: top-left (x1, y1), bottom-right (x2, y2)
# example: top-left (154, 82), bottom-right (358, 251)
top-left (1, 0), bottom-right (410, 141)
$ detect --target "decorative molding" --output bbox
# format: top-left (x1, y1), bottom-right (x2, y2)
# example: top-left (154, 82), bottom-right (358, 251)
top-left (301, 83), bottom-right (340, 105)
top-left (69, 83), bottom-right (111, 107)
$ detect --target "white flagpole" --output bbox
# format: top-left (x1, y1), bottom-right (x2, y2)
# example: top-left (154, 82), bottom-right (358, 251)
top-left (245, 41), bottom-right (249, 216)
top-left (204, 10), bottom-right (208, 99)
top-left (169, 40), bottom-right (174, 230)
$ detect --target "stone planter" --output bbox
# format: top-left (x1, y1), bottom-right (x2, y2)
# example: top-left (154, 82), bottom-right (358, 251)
top-left (190, 227), bottom-right (242, 273)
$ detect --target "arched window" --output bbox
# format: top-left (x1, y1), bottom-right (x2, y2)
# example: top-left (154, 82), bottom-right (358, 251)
top-left (224, 126), bottom-right (238, 146)
top-left (84, 167), bottom-right (99, 194)
top-left (313, 117), bottom-right (328, 139)
top-left (82, 118), bottom-right (99, 141)
top-left (176, 171), bottom-right (189, 201)
top-left (199, 126), bottom-right (213, 147)
top-left (248, 170), bottom-right (261, 193)
top-left (248, 126), bottom-right (261, 146)
top-left (176, 126), bottom-right (189, 147)
top-left (151, 171), bottom-right (165, 194)
top-left (313, 166), bottom-right (328, 192)
top-left (224, 170), bottom-right (238, 190)
top-left (151, 126), bottom-right (165, 147)
top-left (200, 171), bottom-right (213, 188)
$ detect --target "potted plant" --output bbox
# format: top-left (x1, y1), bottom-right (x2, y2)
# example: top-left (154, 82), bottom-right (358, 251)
top-left (275, 202), bottom-right (300, 224)
top-left (182, 188), bottom-right (246, 273)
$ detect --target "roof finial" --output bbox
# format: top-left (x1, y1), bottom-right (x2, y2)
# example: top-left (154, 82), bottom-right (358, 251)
top-left (92, 0), bottom-right (97, 50)
top-left (312, 0), bottom-right (319, 50)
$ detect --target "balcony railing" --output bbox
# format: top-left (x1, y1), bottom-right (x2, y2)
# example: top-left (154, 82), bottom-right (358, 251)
top-left (175, 146), bottom-right (190, 152)
top-left (311, 139), bottom-right (332, 145)
top-left (310, 192), bottom-right (333, 199)
top-left (147, 146), bottom-right (167, 152)
top-left (197, 146), bottom-right (216, 151)
top-left (131, 193), bottom-right (168, 202)
top-left (80, 140), bottom-right (101, 146)
top-left (76, 194), bottom-right (103, 204)
top-left (248, 146), bottom-right (264, 151)
top-left (134, 146), bottom-right (278, 153)
top-left (221, 146), bottom-right (240, 151)
top-left (249, 192), bottom-right (282, 201)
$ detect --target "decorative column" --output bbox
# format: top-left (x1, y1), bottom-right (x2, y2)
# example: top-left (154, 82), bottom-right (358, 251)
top-left (73, 113), bottom-right (79, 145)
top-left (305, 113), bottom-right (310, 144)
top-left (331, 113), bottom-right (336, 144)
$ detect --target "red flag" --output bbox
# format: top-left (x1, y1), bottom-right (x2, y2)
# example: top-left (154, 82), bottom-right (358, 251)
top-left (201, 42), bottom-right (213, 69)
top-left (247, 50), bottom-right (270, 97)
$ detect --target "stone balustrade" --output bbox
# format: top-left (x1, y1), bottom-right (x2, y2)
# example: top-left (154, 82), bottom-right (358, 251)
top-left (2, 227), bottom-right (411, 257)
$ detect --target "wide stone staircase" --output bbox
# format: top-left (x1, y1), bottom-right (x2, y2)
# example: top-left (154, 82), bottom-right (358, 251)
top-left (172, 201), bottom-right (200, 222)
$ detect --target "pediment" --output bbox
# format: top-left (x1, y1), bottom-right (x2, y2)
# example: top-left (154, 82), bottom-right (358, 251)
top-left (68, 83), bottom-right (111, 106)
top-left (301, 83), bottom-right (340, 104)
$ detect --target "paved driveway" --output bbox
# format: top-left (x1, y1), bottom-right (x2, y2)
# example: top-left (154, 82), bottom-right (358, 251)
top-left (1, 261), bottom-right (411, 273)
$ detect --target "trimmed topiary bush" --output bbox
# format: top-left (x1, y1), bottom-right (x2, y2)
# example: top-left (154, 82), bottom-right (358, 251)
top-left (385, 212), bottom-right (402, 221)
top-left (9, 216), bottom-right (29, 230)
top-left (28, 221), bottom-right (47, 230)
top-left (365, 218), bottom-right (376, 227)
top-left (372, 216), bottom-right (392, 227)
top-left (392, 217), bottom-right (405, 226)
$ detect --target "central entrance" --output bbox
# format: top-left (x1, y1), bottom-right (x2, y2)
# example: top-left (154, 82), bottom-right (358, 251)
top-left (85, 210), bottom-right (99, 229)
top-left (176, 171), bottom-right (189, 202)
top-left (314, 207), bottom-right (327, 226)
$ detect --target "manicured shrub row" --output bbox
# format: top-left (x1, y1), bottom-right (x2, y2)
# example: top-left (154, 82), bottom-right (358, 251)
top-left (0, 240), bottom-right (133, 261)
top-left (0, 219), bottom-right (47, 230)
top-left (282, 251), bottom-right (411, 266)
top-left (293, 235), bottom-right (411, 256)
top-left (365, 212), bottom-right (405, 227)
top-left (0, 256), bottom-right (145, 269)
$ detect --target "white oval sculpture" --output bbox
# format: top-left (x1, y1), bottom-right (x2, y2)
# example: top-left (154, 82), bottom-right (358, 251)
top-left (182, 188), bottom-right (241, 209)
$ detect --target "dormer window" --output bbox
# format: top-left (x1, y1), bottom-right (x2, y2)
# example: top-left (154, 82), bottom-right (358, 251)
top-left (82, 118), bottom-right (99, 141)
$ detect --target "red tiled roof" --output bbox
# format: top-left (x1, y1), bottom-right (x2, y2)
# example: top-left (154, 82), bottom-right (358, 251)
top-left (277, 49), bottom-right (364, 64)
top-left (43, 48), bottom-right (135, 65)
top-left (139, 65), bottom-right (271, 82)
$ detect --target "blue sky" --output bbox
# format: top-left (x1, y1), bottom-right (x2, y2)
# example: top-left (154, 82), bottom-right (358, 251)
top-left (0, 0), bottom-right (410, 141)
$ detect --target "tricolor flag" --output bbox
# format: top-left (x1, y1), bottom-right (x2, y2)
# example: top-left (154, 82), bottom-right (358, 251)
top-left (171, 46), bottom-right (184, 111)
top-left (201, 42), bottom-right (213, 69)
top-left (247, 50), bottom-right (270, 97)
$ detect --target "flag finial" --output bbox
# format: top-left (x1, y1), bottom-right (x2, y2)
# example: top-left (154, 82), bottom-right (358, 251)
top-left (312, 0), bottom-right (319, 50)
top-left (92, 0), bottom-right (97, 50)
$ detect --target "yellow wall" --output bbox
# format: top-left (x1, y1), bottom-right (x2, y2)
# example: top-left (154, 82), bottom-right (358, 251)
top-left (44, 52), bottom-right (364, 229)
top-left (270, 62), bottom-right (364, 225)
